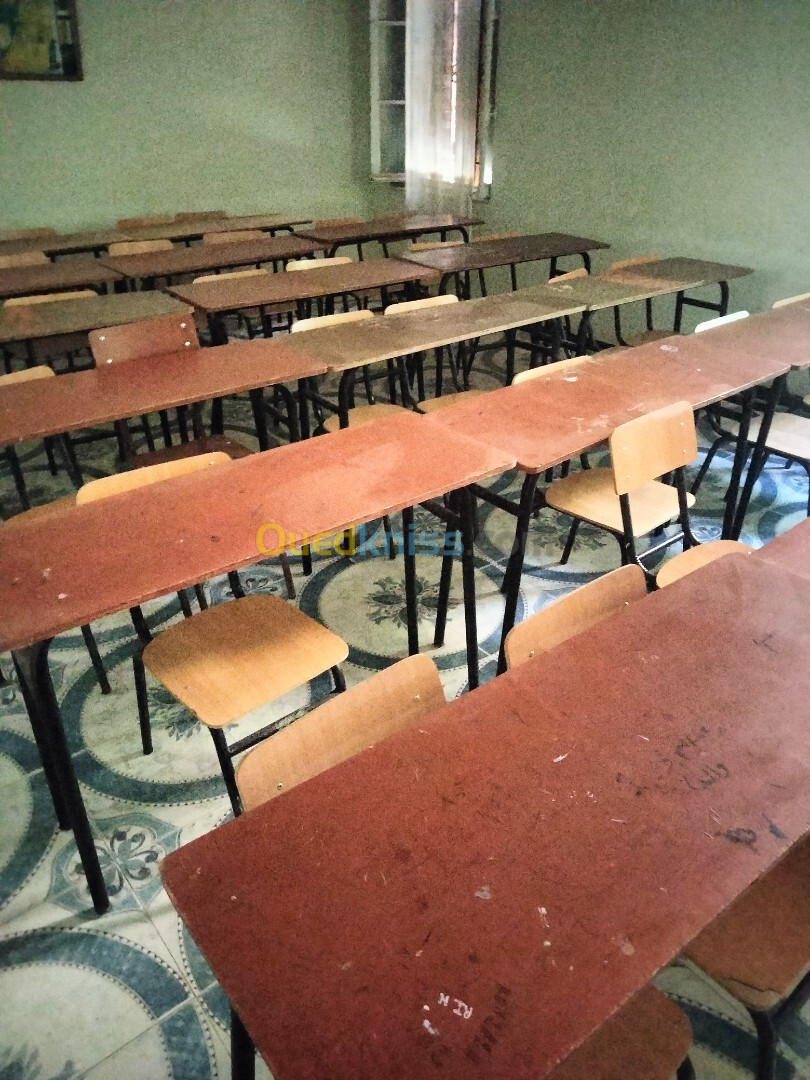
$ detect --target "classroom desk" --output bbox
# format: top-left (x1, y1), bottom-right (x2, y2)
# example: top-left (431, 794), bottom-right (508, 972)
top-left (0, 336), bottom-right (328, 453)
top-left (0, 411), bottom-right (514, 912)
top-left (753, 518), bottom-right (810, 578)
top-left (282, 290), bottom-right (585, 423)
top-left (0, 258), bottom-right (122, 300)
top-left (162, 554), bottom-right (810, 1080)
top-left (99, 235), bottom-right (327, 288)
top-left (122, 213), bottom-right (312, 244)
top-left (0, 291), bottom-right (191, 349)
top-left (167, 258), bottom-right (440, 346)
top-left (0, 229), bottom-right (134, 259)
top-left (296, 213), bottom-right (483, 257)
top-left (427, 335), bottom-right (789, 670)
top-left (400, 232), bottom-right (611, 294)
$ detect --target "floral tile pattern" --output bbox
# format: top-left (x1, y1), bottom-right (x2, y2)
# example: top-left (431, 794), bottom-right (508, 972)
top-left (1, 342), bottom-right (808, 1079)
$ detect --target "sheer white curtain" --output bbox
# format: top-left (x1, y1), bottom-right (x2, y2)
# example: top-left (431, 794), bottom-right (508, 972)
top-left (405, 0), bottom-right (482, 216)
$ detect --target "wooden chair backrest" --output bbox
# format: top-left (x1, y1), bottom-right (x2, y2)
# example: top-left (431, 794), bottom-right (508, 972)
top-left (236, 654), bottom-right (446, 812)
top-left (76, 452), bottom-right (230, 504)
top-left (89, 313), bottom-right (198, 365)
top-left (107, 239), bottom-right (173, 256)
top-left (117, 215), bottom-right (175, 229)
top-left (384, 294), bottom-right (459, 316)
top-left (201, 230), bottom-right (264, 245)
top-left (504, 565), bottom-right (647, 669)
top-left (694, 310), bottom-right (749, 333)
top-left (607, 255), bottom-right (659, 273)
top-left (291, 309), bottom-right (374, 333)
top-left (472, 232), bottom-right (520, 244)
top-left (511, 356), bottom-right (590, 385)
top-left (610, 400), bottom-right (697, 495)
top-left (4, 290), bottom-right (97, 307)
top-left (0, 251), bottom-right (49, 269)
top-left (286, 256), bottom-right (353, 271)
top-left (550, 267), bottom-right (588, 283)
top-left (772, 292), bottom-right (810, 309)
top-left (408, 239), bottom-right (466, 253)
top-left (311, 217), bottom-right (364, 228)
top-left (174, 211), bottom-right (226, 222)
top-left (0, 227), bottom-right (56, 243)
top-left (0, 364), bottom-right (55, 387)
top-left (192, 269), bottom-right (268, 284)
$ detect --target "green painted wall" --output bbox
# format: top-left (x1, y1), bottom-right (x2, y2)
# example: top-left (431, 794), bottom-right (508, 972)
top-left (0, 0), bottom-right (371, 231)
top-left (372, 0), bottom-right (810, 322)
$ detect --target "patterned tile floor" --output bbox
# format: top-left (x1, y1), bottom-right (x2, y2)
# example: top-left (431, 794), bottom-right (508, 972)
top-left (1, 340), bottom-right (809, 1079)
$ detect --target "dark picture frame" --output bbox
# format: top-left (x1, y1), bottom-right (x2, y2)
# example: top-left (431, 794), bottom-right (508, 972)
top-left (0, 0), bottom-right (83, 81)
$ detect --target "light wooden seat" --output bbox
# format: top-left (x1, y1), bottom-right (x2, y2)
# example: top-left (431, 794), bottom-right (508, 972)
top-left (174, 211), bottom-right (226, 222)
top-left (76, 452), bottom-right (230, 504)
top-left (286, 256), bottom-right (353, 271)
top-left (4, 289), bottom-right (97, 307)
top-left (472, 232), bottom-right (520, 243)
top-left (0, 226), bottom-right (56, 243)
top-left (201, 230), bottom-right (265, 245)
top-left (546, 401), bottom-right (699, 568)
top-left (550, 267), bottom-right (588, 283)
top-left (311, 217), bottom-right (364, 228)
top-left (383, 294), bottom-right (458, 316)
top-left (407, 239), bottom-right (466, 253)
top-left (0, 364), bottom-right (54, 386)
top-left (694, 310), bottom-right (749, 333)
top-left (512, 356), bottom-right (591, 385)
top-left (656, 539), bottom-right (754, 588)
top-left (772, 292), bottom-right (810, 309)
top-left (550, 986), bottom-right (694, 1080)
top-left (236, 654), bottom-right (444, 812)
top-left (323, 403), bottom-right (404, 431)
top-left (504, 564), bottom-right (647, 669)
top-left (2, 493), bottom-right (76, 527)
top-left (107, 239), bottom-right (173, 256)
top-left (132, 435), bottom-right (253, 468)
top-left (608, 255), bottom-right (660, 273)
top-left (291, 308), bottom-right (373, 333)
top-left (416, 390), bottom-right (487, 413)
top-left (117, 214), bottom-right (175, 229)
top-left (193, 269), bottom-right (269, 284)
top-left (0, 250), bottom-right (49, 269)
top-left (192, 270), bottom-right (294, 323)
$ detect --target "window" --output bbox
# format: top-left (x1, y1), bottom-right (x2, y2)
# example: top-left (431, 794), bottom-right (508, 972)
top-left (369, 0), bottom-right (499, 197)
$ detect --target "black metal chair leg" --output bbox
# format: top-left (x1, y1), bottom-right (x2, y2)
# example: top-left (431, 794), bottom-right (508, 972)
top-left (6, 446), bottom-right (30, 510)
top-left (177, 589), bottom-right (194, 618)
top-left (58, 434), bottom-right (83, 488)
top-left (132, 646), bottom-right (153, 755)
top-left (210, 728), bottom-right (242, 817)
top-left (331, 665), bottom-right (346, 693)
top-left (80, 624), bottom-right (110, 695)
top-left (230, 1006), bottom-right (256, 1080)
top-left (690, 435), bottom-right (727, 495)
top-left (402, 505), bottom-right (419, 656)
top-left (559, 518), bottom-right (580, 564)
top-left (382, 514), bottom-right (397, 560)
top-left (750, 1008), bottom-right (777, 1080)
top-left (228, 571), bottom-right (246, 599)
top-left (434, 526), bottom-right (458, 648)
top-left (139, 415), bottom-right (156, 452)
top-left (457, 488), bottom-right (480, 690)
top-left (362, 366), bottom-right (375, 405)
top-left (279, 553), bottom-right (296, 600)
top-left (193, 584), bottom-right (208, 610)
top-left (43, 436), bottom-right (59, 477)
top-left (676, 1055), bottom-right (696, 1080)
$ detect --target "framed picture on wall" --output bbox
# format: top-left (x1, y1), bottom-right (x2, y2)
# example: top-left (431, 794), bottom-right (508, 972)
top-left (0, 0), bottom-right (82, 80)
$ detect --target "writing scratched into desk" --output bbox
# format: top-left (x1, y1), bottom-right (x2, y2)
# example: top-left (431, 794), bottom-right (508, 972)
top-left (616, 724), bottom-right (732, 798)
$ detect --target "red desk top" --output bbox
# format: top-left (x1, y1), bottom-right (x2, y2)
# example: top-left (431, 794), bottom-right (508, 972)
top-left (754, 518), bottom-right (810, 578)
top-left (0, 291), bottom-right (191, 346)
top-left (427, 335), bottom-right (788, 473)
top-left (99, 235), bottom-right (326, 281)
top-left (0, 258), bottom-right (122, 300)
top-left (690, 303), bottom-right (810, 370)
top-left (162, 555), bottom-right (810, 1080)
top-left (0, 338), bottom-right (327, 448)
top-left (0, 411), bottom-right (514, 651)
top-left (401, 233), bottom-right (610, 274)
top-left (167, 258), bottom-right (439, 314)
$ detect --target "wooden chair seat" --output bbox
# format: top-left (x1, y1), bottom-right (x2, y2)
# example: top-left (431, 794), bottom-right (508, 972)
top-left (417, 390), bottom-right (487, 413)
top-left (131, 435), bottom-right (252, 470)
top-left (656, 540), bottom-right (754, 588)
top-left (746, 411), bottom-right (810, 460)
top-left (622, 329), bottom-right (682, 347)
top-left (143, 595), bottom-right (349, 728)
top-left (546, 468), bottom-right (695, 537)
top-left (550, 986), bottom-right (693, 1080)
top-left (686, 837), bottom-right (810, 1011)
top-left (323, 403), bottom-right (405, 432)
top-left (2, 494), bottom-right (76, 528)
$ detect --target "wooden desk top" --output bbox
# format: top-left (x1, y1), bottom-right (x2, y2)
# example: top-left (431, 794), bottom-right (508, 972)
top-left (523, 274), bottom-right (699, 312)
top-left (0, 291), bottom-right (191, 346)
top-left (754, 518), bottom-right (810, 578)
top-left (297, 213), bottom-right (483, 246)
top-left (124, 213), bottom-right (312, 243)
top-left (0, 229), bottom-right (133, 258)
top-left (0, 338), bottom-right (327, 448)
top-left (283, 291), bottom-right (585, 372)
top-left (611, 257), bottom-right (752, 286)
top-left (428, 337), bottom-right (789, 473)
top-left (400, 233), bottom-right (610, 274)
top-left (0, 411), bottom-right (514, 651)
top-left (689, 303), bottom-right (810, 370)
top-left (162, 555), bottom-right (810, 1080)
top-left (99, 235), bottom-right (327, 281)
top-left (0, 259), bottom-right (122, 300)
top-left (167, 258), bottom-right (439, 314)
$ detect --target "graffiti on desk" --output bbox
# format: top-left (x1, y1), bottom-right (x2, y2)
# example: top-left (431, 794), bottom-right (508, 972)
top-left (616, 724), bottom-right (732, 797)
top-left (465, 983), bottom-right (512, 1066)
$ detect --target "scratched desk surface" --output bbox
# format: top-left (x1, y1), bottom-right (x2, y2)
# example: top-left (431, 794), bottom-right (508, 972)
top-left (162, 555), bottom-right (810, 1080)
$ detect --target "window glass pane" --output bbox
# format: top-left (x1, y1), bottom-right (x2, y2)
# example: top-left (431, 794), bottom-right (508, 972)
top-left (379, 23), bottom-right (405, 101)
top-left (379, 0), bottom-right (406, 21)
top-left (379, 104), bottom-right (405, 175)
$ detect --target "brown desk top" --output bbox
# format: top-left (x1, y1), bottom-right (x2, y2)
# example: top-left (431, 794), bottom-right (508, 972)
top-left (0, 291), bottom-right (191, 346)
top-left (428, 336), bottom-right (788, 473)
top-left (297, 213), bottom-right (483, 246)
top-left (612, 256), bottom-right (752, 285)
top-left (283, 291), bottom-right (585, 372)
top-left (167, 258), bottom-right (439, 314)
top-left (0, 411), bottom-right (514, 651)
top-left (689, 303), bottom-right (810, 370)
top-left (0, 259), bottom-right (122, 300)
top-left (162, 555), bottom-right (810, 1080)
top-left (0, 228), bottom-right (133, 258)
top-left (754, 518), bottom-right (810, 578)
top-left (524, 274), bottom-right (699, 312)
top-left (0, 338), bottom-right (327, 448)
top-left (99, 235), bottom-right (327, 281)
top-left (124, 213), bottom-right (312, 243)
top-left (400, 232), bottom-right (610, 274)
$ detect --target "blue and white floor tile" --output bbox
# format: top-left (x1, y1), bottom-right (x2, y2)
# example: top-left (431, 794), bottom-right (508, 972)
top-left (1, 347), bottom-right (808, 1077)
